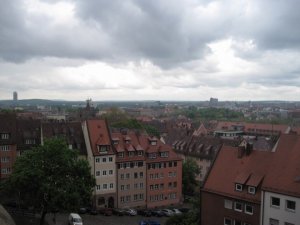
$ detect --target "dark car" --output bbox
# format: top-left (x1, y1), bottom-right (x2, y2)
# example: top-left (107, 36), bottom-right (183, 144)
top-left (112, 208), bottom-right (125, 216)
top-left (98, 208), bottom-right (113, 216)
top-left (179, 207), bottom-right (190, 213)
top-left (137, 209), bottom-right (152, 217)
top-left (151, 209), bottom-right (164, 217)
top-left (139, 220), bottom-right (161, 225)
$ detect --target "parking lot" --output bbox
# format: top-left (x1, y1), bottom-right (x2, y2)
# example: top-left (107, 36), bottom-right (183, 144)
top-left (46, 212), bottom-right (168, 225)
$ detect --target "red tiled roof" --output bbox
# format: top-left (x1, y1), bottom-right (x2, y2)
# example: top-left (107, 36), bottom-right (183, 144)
top-left (203, 133), bottom-right (300, 201)
top-left (86, 119), bottom-right (113, 156)
top-left (262, 134), bottom-right (300, 197)
top-left (203, 145), bottom-right (273, 203)
top-left (246, 174), bottom-right (264, 187)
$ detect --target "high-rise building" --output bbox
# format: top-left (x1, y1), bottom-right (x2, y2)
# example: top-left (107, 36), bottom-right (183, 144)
top-left (13, 91), bottom-right (18, 101)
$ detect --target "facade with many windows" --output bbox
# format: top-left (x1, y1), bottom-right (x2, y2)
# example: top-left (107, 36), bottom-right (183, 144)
top-left (82, 120), bottom-right (117, 209)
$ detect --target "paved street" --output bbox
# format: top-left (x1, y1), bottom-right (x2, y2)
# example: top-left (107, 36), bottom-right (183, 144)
top-left (46, 213), bottom-right (168, 225)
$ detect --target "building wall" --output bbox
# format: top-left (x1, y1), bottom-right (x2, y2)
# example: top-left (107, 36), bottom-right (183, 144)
top-left (82, 121), bottom-right (117, 209)
top-left (117, 162), bottom-right (146, 208)
top-left (146, 160), bottom-right (182, 208)
top-left (0, 144), bottom-right (17, 179)
top-left (262, 191), bottom-right (300, 225)
top-left (201, 191), bottom-right (260, 225)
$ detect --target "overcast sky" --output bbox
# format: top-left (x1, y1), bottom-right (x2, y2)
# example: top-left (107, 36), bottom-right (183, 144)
top-left (0, 0), bottom-right (300, 101)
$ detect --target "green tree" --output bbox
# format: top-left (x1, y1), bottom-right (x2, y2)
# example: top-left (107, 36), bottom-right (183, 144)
top-left (165, 195), bottom-right (200, 225)
top-left (2, 138), bottom-right (95, 225)
top-left (182, 158), bottom-right (200, 197)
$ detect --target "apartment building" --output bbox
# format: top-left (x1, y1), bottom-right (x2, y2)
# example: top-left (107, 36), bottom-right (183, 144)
top-left (0, 113), bottom-right (17, 179)
top-left (112, 131), bottom-right (147, 208)
top-left (201, 133), bottom-right (300, 225)
top-left (260, 134), bottom-right (300, 225)
top-left (82, 120), bottom-right (117, 209)
top-left (144, 136), bottom-right (182, 208)
top-left (41, 121), bottom-right (87, 158)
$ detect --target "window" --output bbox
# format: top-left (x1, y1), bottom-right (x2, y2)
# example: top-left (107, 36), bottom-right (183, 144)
top-left (121, 197), bottom-right (125, 203)
top-left (224, 199), bottom-right (233, 209)
top-left (126, 173), bottom-right (130, 179)
top-left (286, 200), bottom-right (296, 211)
top-left (140, 172), bottom-right (143, 178)
top-left (245, 204), bottom-right (253, 215)
top-left (140, 183), bottom-right (144, 189)
top-left (103, 184), bottom-right (107, 189)
top-left (160, 152), bottom-right (169, 157)
top-left (102, 170), bottom-right (107, 176)
top-left (1, 133), bottom-right (9, 139)
top-left (248, 186), bottom-right (256, 194)
top-left (109, 157), bottom-right (113, 162)
top-left (121, 185), bottom-right (125, 190)
top-left (110, 183), bottom-right (113, 189)
top-left (118, 152), bottom-right (124, 158)
top-left (96, 171), bottom-right (101, 176)
top-left (224, 218), bottom-right (232, 225)
top-left (235, 183), bottom-right (243, 192)
top-left (98, 145), bottom-right (108, 153)
top-left (269, 218), bottom-right (279, 225)
top-left (98, 197), bottom-right (105, 205)
top-left (95, 157), bottom-right (100, 163)
top-left (129, 151), bottom-right (135, 157)
top-left (138, 151), bottom-right (143, 156)
top-left (134, 172), bottom-right (138, 179)
top-left (174, 161), bottom-right (177, 167)
top-left (96, 185), bottom-right (101, 190)
top-left (121, 174), bottom-right (124, 180)
top-left (0, 145), bottom-right (10, 151)
top-left (126, 184), bottom-right (130, 190)
top-left (134, 183), bottom-right (138, 189)
top-left (0, 157), bottom-right (9, 163)
top-left (271, 197), bottom-right (280, 208)
top-left (234, 221), bottom-right (242, 225)
top-left (138, 161), bottom-right (143, 167)
top-left (109, 170), bottom-right (113, 175)
top-left (234, 202), bottom-right (243, 212)
top-left (102, 157), bottom-right (106, 163)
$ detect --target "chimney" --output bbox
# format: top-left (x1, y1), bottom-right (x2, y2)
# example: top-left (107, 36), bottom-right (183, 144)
top-left (237, 146), bottom-right (245, 158)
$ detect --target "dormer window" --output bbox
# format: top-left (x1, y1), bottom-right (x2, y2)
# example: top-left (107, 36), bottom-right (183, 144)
top-left (160, 152), bottom-right (169, 158)
top-left (118, 152), bottom-right (124, 158)
top-left (112, 140), bottom-right (119, 145)
top-left (235, 183), bottom-right (243, 192)
top-left (248, 186), bottom-right (256, 194)
top-left (98, 145), bottom-right (109, 153)
top-left (137, 151), bottom-right (143, 156)
top-left (129, 151), bottom-right (135, 157)
top-left (150, 141), bottom-right (157, 146)
top-left (148, 153), bottom-right (157, 159)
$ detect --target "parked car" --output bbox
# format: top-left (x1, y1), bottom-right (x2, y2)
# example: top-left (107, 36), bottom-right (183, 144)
top-left (139, 220), bottom-right (161, 225)
top-left (112, 208), bottom-right (126, 216)
top-left (98, 208), bottom-right (113, 216)
top-left (172, 208), bottom-right (182, 215)
top-left (179, 207), bottom-right (190, 213)
top-left (68, 213), bottom-right (83, 225)
top-left (137, 209), bottom-right (152, 217)
top-left (151, 209), bottom-right (164, 217)
top-left (89, 208), bottom-right (98, 215)
top-left (79, 207), bottom-right (87, 214)
top-left (161, 209), bottom-right (174, 217)
top-left (124, 208), bottom-right (137, 216)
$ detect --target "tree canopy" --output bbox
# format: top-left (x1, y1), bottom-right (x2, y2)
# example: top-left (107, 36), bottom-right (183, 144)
top-left (182, 158), bottom-right (200, 197)
top-left (3, 138), bottom-right (95, 225)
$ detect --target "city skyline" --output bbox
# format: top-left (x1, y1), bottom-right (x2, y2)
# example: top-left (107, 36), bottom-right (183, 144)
top-left (0, 0), bottom-right (300, 101)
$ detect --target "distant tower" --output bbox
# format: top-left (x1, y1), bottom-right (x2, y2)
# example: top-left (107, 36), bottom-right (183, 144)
top-left (13, 91), bottom-right (18, 101)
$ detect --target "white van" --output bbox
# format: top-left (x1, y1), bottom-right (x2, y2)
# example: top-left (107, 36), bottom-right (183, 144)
top-left (68, 213), bottom-right (83, 225)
